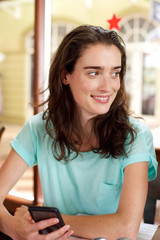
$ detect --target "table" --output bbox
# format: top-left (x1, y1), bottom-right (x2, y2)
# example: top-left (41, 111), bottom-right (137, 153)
top-left (0, 223), bottom-right (160, 240)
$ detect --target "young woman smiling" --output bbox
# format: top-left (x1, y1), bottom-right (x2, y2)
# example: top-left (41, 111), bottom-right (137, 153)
top-left (0, 25), bottom-right (157, 240)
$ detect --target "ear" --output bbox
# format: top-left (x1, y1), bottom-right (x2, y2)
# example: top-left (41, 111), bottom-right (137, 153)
top-left (61, 69), bottom-right (70, 85)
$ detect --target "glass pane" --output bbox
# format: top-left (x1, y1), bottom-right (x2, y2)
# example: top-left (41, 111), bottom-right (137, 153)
top-left (142, 54), bottom-right (156, 115)
top-left (58, 25), bottom-right (66, 36)
top-left (128, 19), bottom-right (134, 28)
top-left (51, 23), bottom-right (76, 54)
top-left (120, 25), bottom-right (126, 34)
top-left (125, 53), bottom-right (132, 107)
top-left (147, 23), bottom-right (155, 33)
top-left (139, 18), bottom-right (145, 28)
top-left (128, 34), bottom-right (134, 42)
top-left (139, 33), bottom-right (145, 42)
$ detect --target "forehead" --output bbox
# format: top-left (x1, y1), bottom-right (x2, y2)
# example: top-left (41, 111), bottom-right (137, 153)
top-left (77, 43), bottom-right (122, 67)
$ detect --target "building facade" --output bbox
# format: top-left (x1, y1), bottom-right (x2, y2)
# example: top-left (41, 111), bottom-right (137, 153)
top-left (0, 0), bottom-right (160, 127)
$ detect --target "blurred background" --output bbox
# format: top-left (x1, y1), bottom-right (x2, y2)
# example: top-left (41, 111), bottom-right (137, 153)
top-left (0, 0), bottom-right (160, 223)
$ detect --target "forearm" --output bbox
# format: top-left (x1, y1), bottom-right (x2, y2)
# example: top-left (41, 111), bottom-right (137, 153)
top-left (62, 213), bottom-right (139, 240)
top-left (0, 202), bottom-right (15, 238)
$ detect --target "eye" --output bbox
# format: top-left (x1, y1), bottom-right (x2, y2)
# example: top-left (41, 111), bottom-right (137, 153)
top-left (89, 71), bottom-right (99, 76)
top-left (112, 71), bottom-right (120, 78)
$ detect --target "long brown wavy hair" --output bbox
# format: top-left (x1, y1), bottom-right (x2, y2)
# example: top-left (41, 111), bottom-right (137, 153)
top-left (42, 25), bottom-right (136, 162)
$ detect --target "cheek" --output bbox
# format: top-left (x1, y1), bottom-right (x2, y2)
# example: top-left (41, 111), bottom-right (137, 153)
top-left (81, 81), bottom-right (96, 93)
top-left (114, 79), bottom-right (121, 91)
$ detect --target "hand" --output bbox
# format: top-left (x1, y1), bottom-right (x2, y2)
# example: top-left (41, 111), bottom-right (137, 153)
top-left (12, 205), bottom-right (73, 240)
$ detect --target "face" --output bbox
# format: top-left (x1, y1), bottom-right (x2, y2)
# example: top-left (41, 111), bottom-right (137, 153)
top-left (64, 43), bottom-right (121, 123)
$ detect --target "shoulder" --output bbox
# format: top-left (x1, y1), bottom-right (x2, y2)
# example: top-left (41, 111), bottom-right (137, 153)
top-left (28, 112), bottom-right (44, 125)
top-left (27, 112), bottom-right (46, 130)
top-left (123, 117), bottom-right (157, 181)
top-left (20, 112), bottom-right (47, 139)
top-left (129, 116), bottom-right (152, 138)
top-left (125, 116), bottom-right (154, 155)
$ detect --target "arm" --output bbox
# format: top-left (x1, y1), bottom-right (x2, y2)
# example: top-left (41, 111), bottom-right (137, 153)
top-left (63, 161), bottom-right (148, 240)
top-left (0, 149), bottom-right (29, 236)
top-left (0, 149), bottom-right (73, 240)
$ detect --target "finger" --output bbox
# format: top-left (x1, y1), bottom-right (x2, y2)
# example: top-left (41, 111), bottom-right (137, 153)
top-left (14, 206), bottom-right (23, 215)
top-left (37, 229), bottom-right (74, 240)
top-left (46, 224), bottom-right (72, 239)
top-left (28, 213), bottom-right (33, 222)
top-left (62, 229), bottom-right (74, 238)
top-left (35, 217), bottom-right (59, 231)
top-left (21, 205), bottom-right (28, 210)
top-left (15, 205), bottom-right (28, 212)
top-left (55, 229), bottom-right (74, 240)
top-left (14, 205), bottom-right (29, 219)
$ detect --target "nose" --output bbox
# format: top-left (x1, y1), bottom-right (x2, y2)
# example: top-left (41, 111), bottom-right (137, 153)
top-left (99, 74), bottom-right (111, 91)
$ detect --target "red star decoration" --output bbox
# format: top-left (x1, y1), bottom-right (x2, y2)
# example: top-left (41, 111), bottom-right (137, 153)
top-left (107, 14), bottom-right (122, 31)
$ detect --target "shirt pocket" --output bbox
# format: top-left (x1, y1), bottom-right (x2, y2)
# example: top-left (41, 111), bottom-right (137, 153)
top-left (97, 182), bottom-right (122, 214)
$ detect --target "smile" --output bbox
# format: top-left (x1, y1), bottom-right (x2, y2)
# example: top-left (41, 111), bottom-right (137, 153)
top-left (92, 95), bottom-right (110, 103)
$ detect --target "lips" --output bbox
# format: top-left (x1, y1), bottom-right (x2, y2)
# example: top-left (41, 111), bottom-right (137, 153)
top-left (91, 95), bottom-right (110, 103)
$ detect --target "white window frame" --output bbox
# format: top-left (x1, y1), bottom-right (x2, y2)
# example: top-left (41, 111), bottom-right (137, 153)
top-left (119, 15), bottom-right (160, 126)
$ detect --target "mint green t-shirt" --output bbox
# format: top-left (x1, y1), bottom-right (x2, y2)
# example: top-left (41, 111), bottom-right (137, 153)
top-left (10, 112), bottom-right (158, 215)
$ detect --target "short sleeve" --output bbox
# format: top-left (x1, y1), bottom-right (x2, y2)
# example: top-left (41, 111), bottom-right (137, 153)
top-left (121, 118), bottom-right (158, 181)
top-left (10, 118), bottom-right (37, 167)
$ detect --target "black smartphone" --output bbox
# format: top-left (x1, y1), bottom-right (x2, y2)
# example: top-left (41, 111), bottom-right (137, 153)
top-left (29, 206), bottom-right (65, 234)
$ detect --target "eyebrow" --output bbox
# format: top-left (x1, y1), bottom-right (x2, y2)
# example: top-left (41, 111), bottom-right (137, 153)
top-left (83, 66), bottom-right (122, 70)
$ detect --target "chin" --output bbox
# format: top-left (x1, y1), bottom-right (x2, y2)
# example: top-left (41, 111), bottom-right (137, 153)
top-left (97, 107), bottom-right (110, 115)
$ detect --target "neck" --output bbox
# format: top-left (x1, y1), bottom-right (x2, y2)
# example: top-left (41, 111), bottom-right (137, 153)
top-left (79, 119), bottom-right (98, 152)
top-left (74, 110), bottom-right (98, 151)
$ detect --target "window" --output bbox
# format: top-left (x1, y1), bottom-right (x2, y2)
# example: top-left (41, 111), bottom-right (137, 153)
top-left (142, 53), bottom-right (157, 115)
top-left (119, 16), bottom-right (159, 119)
top-left (51, 23), bottom-right (77, 54)
top-left (119, 16), bottom-right (155, 43)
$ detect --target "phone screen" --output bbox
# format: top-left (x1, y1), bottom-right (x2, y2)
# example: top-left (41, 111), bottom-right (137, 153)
top-left (29, 206), bottom-right (65, 234)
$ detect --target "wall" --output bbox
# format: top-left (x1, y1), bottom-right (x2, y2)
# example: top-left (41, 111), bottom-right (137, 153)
top-left (1, 0), bottom-right (159, 125)
top-left (0, 2), bottom-right (34, 124)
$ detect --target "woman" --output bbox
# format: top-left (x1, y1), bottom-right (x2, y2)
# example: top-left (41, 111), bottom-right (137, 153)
top-left (0, 25), bottom-right (157, 240)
